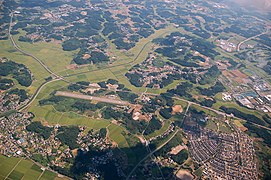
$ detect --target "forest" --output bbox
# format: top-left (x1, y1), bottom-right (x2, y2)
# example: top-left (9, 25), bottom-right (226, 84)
top-left (0, 60), bottom-right (32, 87)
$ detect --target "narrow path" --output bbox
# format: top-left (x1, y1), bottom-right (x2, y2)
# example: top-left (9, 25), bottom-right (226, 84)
top-left (9, 13), bottom-right (63, 79)
top-left (8, 12), bottom-right (173, 112)
top-left (37, 169), bottom-right (45, 180)
top-left (9, 12), bottom-right (271, 133)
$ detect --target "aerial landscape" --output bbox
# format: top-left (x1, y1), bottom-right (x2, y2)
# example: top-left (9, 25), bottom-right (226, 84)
top-left (0, 0), bottom-right (271, 179)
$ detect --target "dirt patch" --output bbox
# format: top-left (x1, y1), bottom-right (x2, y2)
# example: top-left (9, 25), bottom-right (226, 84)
top-left (182, 138), bottom-right (188, 144)
top-left (136, 135), bottom-right (146, 145)
top-left (239, 126), bottom-right (248, 132)
top-left (169, 145), bottom-right (187, 155)
top-left (71, 149), bottom-right (78, 157)
top-left (42, 120), bottom-right (49, 126)
top-left (216, 61), bottom-right (229, 70)
top-left (222, 69), bottom-right (248, 83)
top-left (172, 105), bottom-right (183, 115)
top-left (66, 64), bottom-right (77, 70)
top-left (231, 69), bottom-right (248, 78)
top-left (111, 120), bottom-right (122, 126)
top-left (176, 170), bottom-right (194, 180)
top-left (111, 141), bottom-right (118, 148)
top-left (83, 54), bottom-right (91, 60)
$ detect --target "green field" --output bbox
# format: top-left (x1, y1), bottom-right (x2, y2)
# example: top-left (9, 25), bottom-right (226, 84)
top-left (0, 155), bottom-right (59, 180)
top-left (0, 40), bottom-right (49, 94)
top-left (13, 32), bottom-right (78, 75)
top-left (1, 25), bottom-right (183, 150)
top-left (145, 119), bottom-right (172, 140)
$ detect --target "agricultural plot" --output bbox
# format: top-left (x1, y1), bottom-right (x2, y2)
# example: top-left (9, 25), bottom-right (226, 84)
top-left (0, 155), bottom-right (57, 180)
top-left (107, 124), bottom-right (129, 148)
top-left (14, 34), bottom-right (78, 74)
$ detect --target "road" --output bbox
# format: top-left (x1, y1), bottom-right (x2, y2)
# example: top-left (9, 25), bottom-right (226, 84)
top-left (18, 79), bottom-right (61, 112)
top-left (62, 30), bottom-right (171, 78)
top-left (237, 30), bottom-right (269, 51)
top-left (55, 91), bottom-right (131, 106)
top-left (8, 12), bottom-right (172, 111)
top-left (127, 103), bottom-right (190, 179)
top-left (173, 96), bottom-right (225, 116)
top-left (8, 12), bottom-right (271, 132)
top-left (126, 129), bottom-right (180, 180)
top-left (9, 13), bottom-right (64, 80)
top-left (6, 11), bottom-right (271, 180)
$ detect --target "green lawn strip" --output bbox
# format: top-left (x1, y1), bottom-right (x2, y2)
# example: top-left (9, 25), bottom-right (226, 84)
top-left (206, 119), bottom-right (218, 131)
top-left (190, 104), bottom-right (218, 117)
top-left (13, 33), bottom-right (78, 74)
top-left (7, 170), bottom-right (24, 180)
top-left (212, 101), bottom-right (264, 120)
top-left (31, 105), bottom-right (112, 132)
top-left (30, 164), bottom-right (43, 173)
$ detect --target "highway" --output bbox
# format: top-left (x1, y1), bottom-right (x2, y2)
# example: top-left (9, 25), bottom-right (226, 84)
top-left (6, 11), bottom-right (271, 179)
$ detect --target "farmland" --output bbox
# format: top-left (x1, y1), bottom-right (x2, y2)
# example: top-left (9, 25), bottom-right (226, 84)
top-left (0, 155), bottom-right (61, 180)
top-left (0, 0), bottom-right (271, 179)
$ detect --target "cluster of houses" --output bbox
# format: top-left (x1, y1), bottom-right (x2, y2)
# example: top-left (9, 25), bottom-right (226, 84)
top-left (221, 66), bottom-right (271, 113)
top-left (186, 124), bottom-right (257, 179)
top-left (0, 111), bottom-right (117, 178)
top-left (127, 53), bottom-right (183, 89)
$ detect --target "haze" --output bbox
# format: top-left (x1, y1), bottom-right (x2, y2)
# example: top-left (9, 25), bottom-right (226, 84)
top-left (231, 0), bottom-right (271, 12)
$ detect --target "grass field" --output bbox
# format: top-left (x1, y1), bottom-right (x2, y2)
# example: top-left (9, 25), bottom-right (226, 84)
top-left (107, 124), bottom-right (129, 147)
top-left (0, 40), bottom-right (49, 94)
top-left (13, 33), bottom-right (78, 75)
top-left (206, 119), bottom-right (217, 131)
top-left (3, 25), bottom-right (182, 150)
top-left (191, 104), bottom-right (219, 117)
top-left (0, 155), bottom-right (61, 180)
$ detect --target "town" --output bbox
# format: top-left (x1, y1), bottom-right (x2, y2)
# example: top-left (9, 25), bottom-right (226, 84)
top-left (185, 118), bottom-right (258, 179)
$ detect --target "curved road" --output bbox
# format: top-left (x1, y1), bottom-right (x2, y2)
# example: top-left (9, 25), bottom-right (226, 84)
top-left (9, 13), bottom-right (62, 79)
top-left (18, 79), bottom-right (61, 112)
top-left (237, 30), bottom-right (269, 52)
top-left (8, 12), bottom-right (172, 111)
